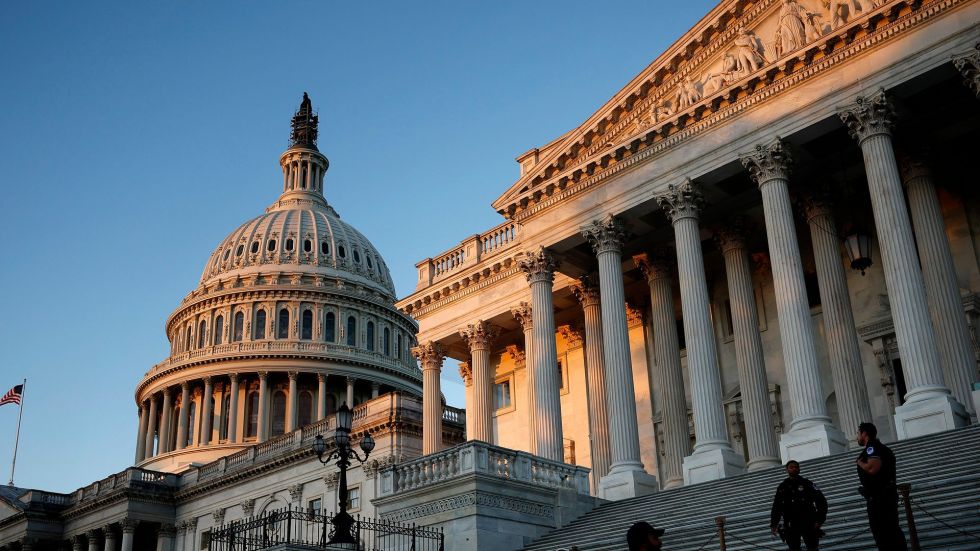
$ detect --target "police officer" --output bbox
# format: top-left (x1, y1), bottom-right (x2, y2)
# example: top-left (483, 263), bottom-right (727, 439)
top-left (770, 460), bottom-right (827, 550)
top-left (856, 422), bottom-right (908, 550)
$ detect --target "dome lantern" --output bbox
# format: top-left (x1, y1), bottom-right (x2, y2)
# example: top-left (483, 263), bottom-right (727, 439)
top-left (278, 93), bottom-right (330, 204)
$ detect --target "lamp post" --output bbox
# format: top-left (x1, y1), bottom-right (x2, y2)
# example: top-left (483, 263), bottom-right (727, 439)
top-left (312, 402), bottom-right (375, 546)
top-left (844, 232), bottom-right (873, 275)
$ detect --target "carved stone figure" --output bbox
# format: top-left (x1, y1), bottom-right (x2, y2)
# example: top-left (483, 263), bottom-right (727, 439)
top-left (773, 0), bottom-right (819, 57)
top-left (702, 54), bottom-right (739, 95)
top-left (825, 0), bottom-right (876, 29)
top-left (651, 100), bottom-right (674, 123)
top-left (734, 27), bottom-right (766, 75)
top-left (675, 76), bottom-right (702, 110)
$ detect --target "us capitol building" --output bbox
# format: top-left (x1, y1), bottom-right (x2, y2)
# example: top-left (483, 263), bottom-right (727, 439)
top-left (3, 0), bottom-right (980, 549)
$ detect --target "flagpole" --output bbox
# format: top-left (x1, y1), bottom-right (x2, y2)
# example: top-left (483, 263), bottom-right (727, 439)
top-left (8, 378), bottom-right (26, 486)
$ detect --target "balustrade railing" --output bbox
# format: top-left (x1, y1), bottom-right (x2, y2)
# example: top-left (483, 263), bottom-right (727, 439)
top-left (415, 221), bottom-right (522, 289)
top-left (68, 468), bottom-right (177, 506)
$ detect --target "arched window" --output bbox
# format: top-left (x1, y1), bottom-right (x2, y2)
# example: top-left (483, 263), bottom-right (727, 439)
top-left (255, 309), bottom-right (266, 340)
top-left (301, 310), bottom-right (313, 340)
top-left (321, 241), bottom-right (330, 255)
top-left (298, 390), bottom-right (314, 427)
top-left (346, 316), bottom-right (357, 347)
top-left (250, 241), bottom-right (259, 254)
top-left (353, 250), bottom-right (361, 263)
top-left (366, 321), bottom-right (375, 351)
top-left (198, 321), bottom-right (207, 349)
top-left (267, 239), bottom-right (277, 252)
top-left (325, 312), bottom-right (336, 342)
top-left (219, 394), bottom-right (231, 441)
top-left (285, 238), bottom-right (294, 251)
top-left (245, 391), bottom-right (259, 439)
top-left (233, 312), bottom-right (244, 342)
top-left (214, 315), bottom-right (224, 345)
top-left (271, 391), bottom-right (287, 436)
top-left (304, 239), bottom-right (312, 253)
top-left (396, 334), bottom-right (402, 360)
top-left (384, 327), bottom-right (391, 356)
top-left (186, 401), bottom-right (197, 446)
top-left (278, 308), bottom-right (290, 339)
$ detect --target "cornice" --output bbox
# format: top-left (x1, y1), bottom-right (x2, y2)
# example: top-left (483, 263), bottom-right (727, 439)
top-left (399, 258), bottom-right (524, 319)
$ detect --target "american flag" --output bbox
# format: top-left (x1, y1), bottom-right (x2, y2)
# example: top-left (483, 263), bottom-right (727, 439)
top-left (0, 384), bottom-right (23, 406)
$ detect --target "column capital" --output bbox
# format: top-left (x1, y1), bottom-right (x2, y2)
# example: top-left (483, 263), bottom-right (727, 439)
top-left (505, 345), bottom-right (526, 369)
top-left (175, 521), bottom-right (187, 534)
top-left (633, 250), bottom-right (675, 282)
top-left (510, 302), bottom-right (533, 330)
top-left (411, 341), bottom-right (446, 370)
top-left (798, 193), bottom-right (835, 223)
top-left (158, 523), bottom-right (176, 537)
top-left (287, 371), bottom-right (299, 381)
top-left (459, 320), bottom-right (501, 351)
top-left (103, 525), bottom-right (117, 540)
top-left (317, 372), bottom-right (327, 383)
top-left (582, 214), bottom-right (628, 255)
top-left (713, 218), bottom-right (750, 253)
top-left (241, 499), bottom-right (255, 517)
top-left (180, 380), bottom-right (190, 391)
top-left (570, 274), bottom-right (601, 308)
top-left (897, 154), bottom-right (932, 184)
top-left (518, 246), bottom-right (559, 284)
top-left (741, 137), bottom-right (792, 187)
top-left (149, 393), bottom-right (160, 405)
top-left (458, 361), bottom-right (472, 386)
top-left (838, 89), bottom-right (895, 143)
top-left (257, 371), bottom-right (269, 381)
top-left (86, 529), bottom-right (99, 541)
top-left (161, 386), bottom-right (172, 399)
top-left (202, 375), bottom-right (213, 386)
top-left (557, 324), bottom-right (584, 348)
top-left (656, 179), bottom-right (704, 223)
top-left (120, 519), bottom-right (138, 534)
top-left (626, 303), bottom-right (645, 327)
top-left (345, 376), bottom-right (356, 385)
top-left (228, 372), bottom-right (239, 384)
top-left (952, 44), bottom-right (980, 98)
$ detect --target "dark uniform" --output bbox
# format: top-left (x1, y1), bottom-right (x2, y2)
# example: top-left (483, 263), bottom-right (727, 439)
top-left (770, 475), bottom-right (827, 550)
top-left (857, 439), bottom-right (908, 550)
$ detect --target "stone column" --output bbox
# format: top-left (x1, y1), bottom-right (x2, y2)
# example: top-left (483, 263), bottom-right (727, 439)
top-left (159, 389), bottom-right (173, 454)
top-left (317, 373), bottom-right (328, 420)
top-left (103, 525), bottom-right (117, 551)
top-left (901, 156), bottom-right (977, 419)
top-left (257, 372), bottom-right (270, 442)
top-left (953, 45), bottom-right (980, 99)
top-left (518, 247), bottom-right (565, 462)
top-left (227, 374), bottom-right (240, 443)
top-left (87, 530), bottom-right (100, 551)
top-left (119, 519), bottom-right (137, 551)
top-left (346, 377), bottom-right (355, 407)
top-left (714, 223), bottom-right (781, 469)
top-left (174, 523), bottom-right (186, 551)
top-left (135, 402), bottom-right (148, 463)
top-left (413, 342), bottom-right (446, 454)
top-left (184, 519), bottom-right (197, 551)
top-left (742, 139), bottom-right (846, 461)
top-left (460, 321), bottom-right (501, 443)
top-left (175, 382), bottom-right (190, 450)
top-left (286, 371), bottom-right (299, 432)
top-left (570, 276), bottom-right (612, 486)
top-left (634, 252), bottom-right (689, 488)
top-left (511, 302), bottom-right (537, 454)
top-left (144, 394), bottom-right (159, 459)
top-left (657, 180), bottom-right (745, 483)
top-left (371, 382), bottom-right (380, 399)
top-left (199, 377), bottom-right (214, 446)
top-left (839, 91), bottom-right (968, 437)
top-left (72, 535), bottom-right (84, 551)
top-left (156, 524), bottom-right (175, 551)
top-left (583, 215), bottom-right (659, 498)
top-left (800, 196), bottom-right (875, 445)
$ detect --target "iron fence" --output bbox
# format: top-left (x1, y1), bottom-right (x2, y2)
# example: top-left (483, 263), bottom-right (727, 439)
top-left (209, 506), bottom-right (444, 551)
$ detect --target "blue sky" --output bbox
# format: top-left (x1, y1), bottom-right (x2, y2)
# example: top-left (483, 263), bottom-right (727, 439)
top-left (0, 1), bottom-right (716, 492)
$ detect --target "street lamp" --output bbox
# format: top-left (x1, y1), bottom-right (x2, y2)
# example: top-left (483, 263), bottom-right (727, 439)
top-left (312, 403), bottom-right (375, 545)
top-left (844, 232), bottom-right (873, 275)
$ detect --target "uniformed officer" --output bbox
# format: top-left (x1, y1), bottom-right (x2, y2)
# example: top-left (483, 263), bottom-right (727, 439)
top-left (856, 422), bottom-right (908, 550)
top-left (770, 460), bottom-right (827, 550)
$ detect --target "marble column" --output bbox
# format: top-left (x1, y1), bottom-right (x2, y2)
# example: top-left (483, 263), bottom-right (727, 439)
top-left (175, 382), bottom-right (190, 450)
top-left (156, 524), bottom-right (175, 551)
top-left (72, 535), bottom-right (84, 551)
top-left (371, 382), bottom-right (380, 398)
top-left (901, 156), bottom-right (977, 419)
top-left (159, 389), bottom-right (173, 454)
top-left (571, 276), bottom-right (613, 486)
top-left (257, 372), bottom-right (270, 442)
top-left (346, 377), bottom-right (355, 407)
top-left (657, 180), bottom-right (745, 483)
top-left (184, 520), bottom-right (197, 551)
top-left (317, 373), bottom-right (328, 420)
top-left (103, 525), bottom-right (117, 551)
top-left (119, 520), bottom-right (136, 551)
top-left (286, 372), bottom-right (299, 432)
top-left (87, 530), bottom-right (99, 551)
top-left (839, 91), bottom-right (968, 437)
top-left (413, 342), bottom-right (446, 454)
top-left (460, 320), bottom-right (501, 443)
top-left (199, 377), bottom-right (214, 446)
top-left (634, 252), bottom-right (689, 488)
top-left (144, 394), bottom-right (159, 459)
top-left (227, 374), bottom-right (240, 443)
top-left (953, 45), bottom-right (980, 99)
top-left (518, 247), bottom-right (565, 462)
top-left (511, 302), bottom-right (537, 454)
top-left (714, 223), bottom-right (781, 468)
top-left (582, 215), bottom-right (659, 498)
top-left (135, 403), bottom-right (148, 463)
top-left (801, 196), bottom-right (875, 445)
top-left (174, 523), bottom-right (186, 551)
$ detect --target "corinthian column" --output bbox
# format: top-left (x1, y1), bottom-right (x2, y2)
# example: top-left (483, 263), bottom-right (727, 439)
top-left (634, 252), bottom-right (688, 488)
top-left (460, 320), bottom-right (501, 443)
top-left (742, 138), bottom-right (845, 460)
top-left (119, 519), bottom-right (137, 551)
top-left (317, 373), bottom-right (327, 420)
top-left (159, 389), bottom-right (173, 454)
top-left (714, 222), bottom-right (781, 469)
top-left (257, 372), bottom-right (270, 442)
top-left (953, 45), bottom-right (980, 99)
top-left (511, 302), bottom-right (537, 454)
top-left (199, 377), bottom-right (214, 446)
top-left (227, 374), bottom-right (240, 443)
top-left (571, 277), bottom-right (612, 485)
top-left (412, 342), bottom-right (446, 454)
top-left (144, 394), bottom-right (159, 459)
top-left (286, 371), bottom-right (299, 432)
top-left (800, 195), bottom-right (874, 445)
top-left (839, 91), bottom-right (967, 437)
top-left (135, 402), bottom-right (148, 463)
top-left (518, 247), bottom-right (565, 462)
top-left (901, 157), bottom-right (977, 420)
top-left (582, 215), bottom-right (659, 498)
top-left (175, 382), bottom-right (190, 450)
top-left (656, 180), bottom-right (745, 483)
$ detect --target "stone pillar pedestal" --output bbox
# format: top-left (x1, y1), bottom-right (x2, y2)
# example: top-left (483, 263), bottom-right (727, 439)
top-left (571, 277), bottom-right (612, 486)
top-left (413, 342), bottom-right (446, 455)
top-left (460, 321), bottom-right (500, 443)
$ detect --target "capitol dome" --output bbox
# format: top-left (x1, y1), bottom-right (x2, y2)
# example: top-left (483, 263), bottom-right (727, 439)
top-left (133, 94), bottom-right (421, 473)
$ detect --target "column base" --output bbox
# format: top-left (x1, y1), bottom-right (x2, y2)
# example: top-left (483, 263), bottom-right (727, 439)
top-left (746, 455), bottom-right (782, 472)
top-left (682, 448), bottom-right (746, 485)
top-left (894, 394), bottom-right (968, 439)
top-left (662, 476), bottom-right (684, 490)
top-left (779, 424), bottom-right (847, 463)
top-left (972, 388), bottom-right (980, 424)
top-left (598, 465), bottom-right (659, 500)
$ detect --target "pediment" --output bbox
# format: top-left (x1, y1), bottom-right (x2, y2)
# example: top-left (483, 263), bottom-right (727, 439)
top-left (493, 0), bottom-right (915, 218)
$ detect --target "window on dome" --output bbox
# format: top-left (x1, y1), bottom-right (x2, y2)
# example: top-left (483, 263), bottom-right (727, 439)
top-left (198, 321), bottom-right (207, 349)
top-left (367, 256), bottom-right (373, 269)
top-left (271, 390), bottom-right (287, 436)
top-left (251, 241), bottom-right (259, 254)
top-left (278, 309), bottom-right (290, 339)
top-left (346, 316), bottom-right (356, 346)
top-left (321, 241), bottom-right (330, 255)
top-left (214, 315), bottom-right (224, 345)
top-left (286, 238), bottom-right (294, 251)
top-left (236, 245), bottom-right (244, 257)
top-left (298, 390), bottom-right (314, 427)
top-left (245, 390), bottom-right (259, 439)
top-left (384, 328), bottom-right (391, 356)
top-left (233, 312), bottom-right (244, 342)
top-left (325, 312), bottom-right (336, 342)
top-left (301, 310), bottom-right (313, 340)
top-left (339, 246), bottom-right (346, 258)
top-left (255, 310), bottom-right (267, 340)
top-left (223, 249), bottom-right (231, 261)
top-left (304, 239), bottom-right (312, 253)
top-left (353, 250), bottom-right (361, 263)
top-left (366, 322), bottom-right (375, 351)
top-left (268, 239), bottom-right (277, 252)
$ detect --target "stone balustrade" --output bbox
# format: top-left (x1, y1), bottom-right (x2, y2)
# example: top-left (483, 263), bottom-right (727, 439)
top-left (70, 468), bottom-right (178, 505)
top-left (415, 221), bottom-right (522, 289)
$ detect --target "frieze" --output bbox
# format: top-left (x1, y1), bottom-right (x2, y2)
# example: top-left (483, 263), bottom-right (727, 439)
top-left (379, 491), bottom-right (555, 523)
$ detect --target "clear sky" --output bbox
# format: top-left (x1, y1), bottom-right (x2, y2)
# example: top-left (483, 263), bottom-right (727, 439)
top-left (0, 0), bottom-right (717, 493)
